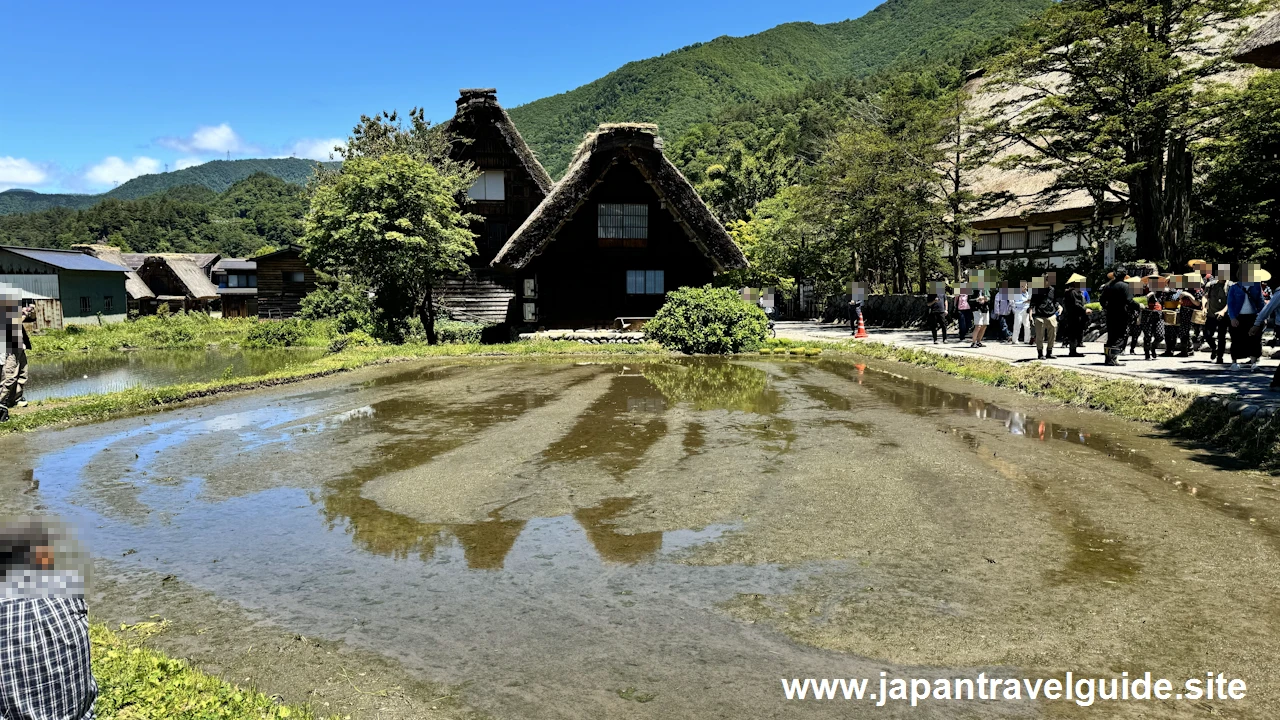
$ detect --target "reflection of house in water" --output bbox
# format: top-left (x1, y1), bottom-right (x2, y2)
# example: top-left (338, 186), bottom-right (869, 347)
top-left (451, 512), bottom-right (527, 570)
top-left (573, 498), bottom-right (664, 565)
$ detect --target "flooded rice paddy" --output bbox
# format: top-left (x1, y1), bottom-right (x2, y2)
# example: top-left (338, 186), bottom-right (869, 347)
top-left (25, 347), bottom-right (327, 401)
top-left (2, 356), bottom-right (1278, 719)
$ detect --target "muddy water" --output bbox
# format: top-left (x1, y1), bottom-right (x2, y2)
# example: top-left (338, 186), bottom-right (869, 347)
top-left (2, 356), bottom-right (1278, 719)
top-left (26, 347), bottom-right (327, 400)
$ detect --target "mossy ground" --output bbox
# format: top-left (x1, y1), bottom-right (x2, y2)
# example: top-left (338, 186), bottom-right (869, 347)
top-left (92, 621), bottom-right (326, 720)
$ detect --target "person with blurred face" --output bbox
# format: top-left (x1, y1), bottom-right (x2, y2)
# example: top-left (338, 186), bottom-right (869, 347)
top-left (1203, 264), bottom-right (1232, 364)
top-left (1012, 280), bottom-right (1032, 344)
top-left (1, 294), bottom-right (32, 409)
top-left (1031, 273), bottom-right (1060, 360)
top-left (1227, 264), bottom-right (1267, 371)
top-left (0, 519), bottom-right (97, 720)
top-left (1139, 275), bottom-right (1166, 361)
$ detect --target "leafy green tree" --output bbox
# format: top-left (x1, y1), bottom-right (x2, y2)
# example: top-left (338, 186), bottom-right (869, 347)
top-left (1194, 72), bottom-right (1280, 267)
top-left (303, 154), bottom-right (475, 344)
top-left (984, 0), bottom-right (1264, 265)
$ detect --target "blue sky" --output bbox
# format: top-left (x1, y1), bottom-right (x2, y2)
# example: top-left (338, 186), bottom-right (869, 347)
top-left (0, 0), bottom-right (879, 194)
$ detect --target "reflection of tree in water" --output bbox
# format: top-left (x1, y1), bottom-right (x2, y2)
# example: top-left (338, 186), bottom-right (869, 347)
top-left (642, 360), bottom-right (782, 414)
top-left (573, 497), bottom-right (662, 564)
top-left (318, 392), bottom-right (550, 568)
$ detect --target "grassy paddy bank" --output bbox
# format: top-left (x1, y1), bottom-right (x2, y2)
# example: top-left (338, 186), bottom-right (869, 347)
top-left (92, 621), bottom-right (323, 720)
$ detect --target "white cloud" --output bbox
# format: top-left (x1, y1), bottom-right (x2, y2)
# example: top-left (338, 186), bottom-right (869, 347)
top-left (85, 156), bottom-right (161, 186)
top-left (159, 123), bottom-right (253, 154)
top-left (0, 157), bottom-right (49, 190)
top-left (285, 138), bottom-right (346, 161)
top-left (175, 157), bottom-right (205, 170)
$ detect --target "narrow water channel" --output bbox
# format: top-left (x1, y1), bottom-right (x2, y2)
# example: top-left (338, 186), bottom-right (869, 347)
top-left (1, 357), bottom-right (1275, 719)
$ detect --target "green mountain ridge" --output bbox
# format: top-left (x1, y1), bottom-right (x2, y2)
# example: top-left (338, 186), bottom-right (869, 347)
top-left (507, 0), bottom-right (1053, 177)
top-left (4, 0), bottom-right (1050, 218)
top-left (0, 158), bottom-right (331, 216)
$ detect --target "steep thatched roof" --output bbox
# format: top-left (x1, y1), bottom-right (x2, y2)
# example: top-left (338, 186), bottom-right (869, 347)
top-left (491, 123), bottom-right (747, 272)
top-left (139, 256), bottom-right (220, 300)
top-left (444, 89), bottom-right (554, 195)
top-left (72, 244), bottom-right (156, 300)
top-left (1236, 13), bottom-right (1280, 67)
top-left (120, 252), bottom-right (221, 272)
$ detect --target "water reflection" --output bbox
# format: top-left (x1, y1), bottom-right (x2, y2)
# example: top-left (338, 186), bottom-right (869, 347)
top-left (541, 374), bottom-right (669, 479)
top-left (818, 360), bottom-right (1158, 472)
top-left (27, 348), bottom-right (326, 401)
top-left (574, 498), bottom-right (663, 564)
top-left (642, 360), bottom-right (782, 413)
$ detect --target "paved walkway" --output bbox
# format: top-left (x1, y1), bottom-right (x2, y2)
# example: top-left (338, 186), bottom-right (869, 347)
top-left (777, 320), bottom-right (1280, 405)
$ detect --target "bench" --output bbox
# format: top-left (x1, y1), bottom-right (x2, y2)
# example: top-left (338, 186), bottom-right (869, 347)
top-left (613, 316), bottom-right (653, 332)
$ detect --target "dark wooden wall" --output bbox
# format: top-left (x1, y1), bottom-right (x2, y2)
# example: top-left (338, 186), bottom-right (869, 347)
top-left (523, 163), bottom-right (716, 329)
top-left (256, 249), bottom-right (317, 318)
top-left (453, 110), bottom-right (546, 268)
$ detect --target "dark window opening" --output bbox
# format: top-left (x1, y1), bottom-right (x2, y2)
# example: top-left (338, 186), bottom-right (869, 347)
top-left (103, 296), bottom-right (113, 313)
top-left (79, 296), bottom-right (91, 315)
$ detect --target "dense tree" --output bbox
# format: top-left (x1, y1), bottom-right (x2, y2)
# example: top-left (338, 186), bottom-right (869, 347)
top-left (303, 110), bottom-right (478, 344)
top-left (0, 173), bottom-right (304, 257)
top-left (1194, 72), bottom-right (1280, 267)
top-left (508, 0), bottom-right (1053, 176)
top-left (983, 0), bottom-right (1264, 265)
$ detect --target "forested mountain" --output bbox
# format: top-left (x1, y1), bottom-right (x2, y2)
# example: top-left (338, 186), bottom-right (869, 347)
top-left (0, 158), bottom-right (330, 216)
top-left (508, 0), bottom-right (1053, 177)
top-left (0, 173), bottom-right (305, 258)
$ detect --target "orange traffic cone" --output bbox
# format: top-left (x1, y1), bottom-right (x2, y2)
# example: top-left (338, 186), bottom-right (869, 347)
top-left (854, 313), bottom-right (868, 339)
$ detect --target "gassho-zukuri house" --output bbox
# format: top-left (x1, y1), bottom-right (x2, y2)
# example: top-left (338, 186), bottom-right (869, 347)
top-left (439, 89), bottom-right (746, 330)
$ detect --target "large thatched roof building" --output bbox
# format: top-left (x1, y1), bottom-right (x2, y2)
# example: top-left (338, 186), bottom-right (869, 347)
top-left (434, 89), bottom-right (556, 325)
top-left (492, 123), bottom-right (745, 329)
top-left (956, 11), bottom-right (1277, 272)
top-left (1235, 14), bottom-right (1280, 67)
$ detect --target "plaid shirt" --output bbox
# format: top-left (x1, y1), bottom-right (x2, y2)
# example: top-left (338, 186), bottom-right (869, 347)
top-left (0, 571), bottom-right (96, 720)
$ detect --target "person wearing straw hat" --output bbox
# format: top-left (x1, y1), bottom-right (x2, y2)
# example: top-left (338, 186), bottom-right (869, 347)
top-left (1063, 273), bottom-right (1090, 357)
top-left (1100, 265), bottom-right (1138, 366)
top-left (1168, 273), bottom-right (1203, 358)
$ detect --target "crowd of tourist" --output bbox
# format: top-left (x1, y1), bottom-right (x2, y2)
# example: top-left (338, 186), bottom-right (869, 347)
top-left (923, 262), bottom-right (1280, 393)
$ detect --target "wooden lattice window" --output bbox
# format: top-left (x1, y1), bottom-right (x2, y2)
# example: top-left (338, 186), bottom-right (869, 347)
top-left (598, 204), bottom-right (648, 247)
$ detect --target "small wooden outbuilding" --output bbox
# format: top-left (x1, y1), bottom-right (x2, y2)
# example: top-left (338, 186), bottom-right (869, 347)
top-left (255, 245), bottom-right (317, 319)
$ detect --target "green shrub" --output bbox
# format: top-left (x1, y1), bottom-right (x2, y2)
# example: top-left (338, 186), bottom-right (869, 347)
top-left (644, 285), bottom-right (768, 354)
top-left (327, 329), bottom-right (376, 354)
top-left (435, 319), bottom-right (488, 345)
top-left (243, 319), bottom-right (309, 348)
top-left (298, 281), bottom-right (375, 335)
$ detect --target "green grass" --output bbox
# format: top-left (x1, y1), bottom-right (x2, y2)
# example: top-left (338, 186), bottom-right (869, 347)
top-left (5, 340), bottom-right (664, 435)
top-left (92, 621), bottom-right (324, 720)
top-left (30, 314), bottom-right (334, 355)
